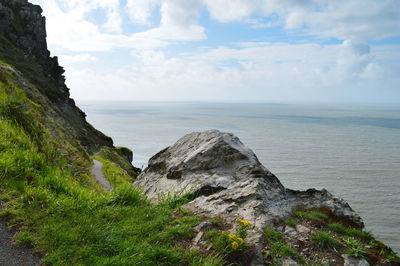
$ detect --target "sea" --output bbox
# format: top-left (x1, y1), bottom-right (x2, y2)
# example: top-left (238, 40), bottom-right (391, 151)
top-left (77, 101), bottom-right (400, 253)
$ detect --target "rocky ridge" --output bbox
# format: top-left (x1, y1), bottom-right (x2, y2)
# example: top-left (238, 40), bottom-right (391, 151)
top-left (134, 130), bottom-right (367, 264)
top-left (0, 0), bottom-right (136, 163)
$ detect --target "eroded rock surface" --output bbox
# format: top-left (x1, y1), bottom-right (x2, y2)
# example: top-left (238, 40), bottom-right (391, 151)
top-left (134, 130), bottom-right (363, 264)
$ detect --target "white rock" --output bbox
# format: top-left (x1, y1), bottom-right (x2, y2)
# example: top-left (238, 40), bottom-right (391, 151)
top-left (296, 224), bottom-right (311, 234)
top-left (134, 130), bottom-right (364, 265)
top-left (343, 255), bottom-right (369, 266)
top-left (281, 257), bottom-right (298, 266)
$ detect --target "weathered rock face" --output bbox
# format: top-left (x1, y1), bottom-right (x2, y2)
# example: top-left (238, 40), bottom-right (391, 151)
top-left (0, 0), bottom-right (48, 62)
top-left (0, 0), bottom-right (67, 102)
top-left (134, 130), bottom-right (364, 264)
top-left (135, 130), bottom-right (362, 227)
top-left (0, 0), bottom-right (117, 153)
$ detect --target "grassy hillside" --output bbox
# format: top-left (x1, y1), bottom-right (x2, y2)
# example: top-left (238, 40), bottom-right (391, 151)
top-left (0, 59), bottom-right (224, 265)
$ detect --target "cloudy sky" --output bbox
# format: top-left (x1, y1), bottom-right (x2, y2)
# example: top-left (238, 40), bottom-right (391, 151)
top-left (30, 0), bottom-right (400, 103)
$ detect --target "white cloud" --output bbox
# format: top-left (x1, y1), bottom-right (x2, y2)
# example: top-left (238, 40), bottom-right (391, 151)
top-left (29, 0), bottom-right (400, 103)
top-left (132, 0), bottom-right (206, 41)
top-left (58, 53), bottom-right (99, 64)
top-left (203, 0), bottom-right (400, 41)
top-left (126, 0), bottom-right (159, 25)
top-left (67, 42), bottom-right (400, 102)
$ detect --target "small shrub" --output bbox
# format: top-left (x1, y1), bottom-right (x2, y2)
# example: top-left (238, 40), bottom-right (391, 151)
top-left (328, 222), bottom-right (345, 233)
top-left (237, 218), bottom-right (253, 239)
top-left (214, 231), bottom-right (246, 255)
top-left (269, 242), bottom-right (299, 260)
top-left (209, 218), bottom-right (223, 227)
top-left (286, 218), bottom-right (296, 228)
top-left (108, 185), bottom-right (143, 206)
top-left (343, 237), bottom-right (370, 258)
top-left (344, 228), bottom-right (373, 239)
top-left (212, 219), bottom-right (252, 256)
top-left (265, 227), bottom-right (283, 243)
top-left (204, 229), bottom-right (220, 241)
top-left (385, 251), bottom-right (400, 263)
top-left (158, 187), bottom-right (193, 209)
top-left (310, 231), bottom-right (338, 250)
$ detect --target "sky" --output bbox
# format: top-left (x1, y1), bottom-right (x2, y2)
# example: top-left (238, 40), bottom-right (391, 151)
top-left (29, 0), bottom-right (400, 103)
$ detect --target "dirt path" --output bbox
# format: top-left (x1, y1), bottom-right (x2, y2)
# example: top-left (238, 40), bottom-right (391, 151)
top-left (0, 222), bottom-right (39, 266)
top-left (91, 159), bottom-right (113, 192)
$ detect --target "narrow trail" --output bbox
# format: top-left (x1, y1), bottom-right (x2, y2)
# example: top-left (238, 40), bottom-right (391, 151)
top-left (91, 150), bottom-right (113, 192)
top-left (0, 222), bottom-right (39, 266)
top-left (91, 159), bottom-right (113, 192)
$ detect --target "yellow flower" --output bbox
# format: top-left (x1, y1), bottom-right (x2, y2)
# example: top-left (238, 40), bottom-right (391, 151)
top-left (237, 237), bottom-right (244, 244)
top-left (228, 234), bottom-right (235, 239)
top-left (231, 241), bottom-right (239, 250)
top-left (238, 219), bottom-right (253, 227)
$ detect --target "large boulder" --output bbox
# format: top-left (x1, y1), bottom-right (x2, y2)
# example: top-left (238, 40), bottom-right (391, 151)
top-left (134, 130), bottom-right (363, 264)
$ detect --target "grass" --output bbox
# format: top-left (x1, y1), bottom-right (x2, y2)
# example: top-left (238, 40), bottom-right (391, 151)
top-left (310, 232), bottom-right (338, 251)
top-left (328, 222), bottom-right (345, 233)
top-left (264, 227), bottom-right (304, 264)
top-left (265, 226), bottom-right (283, 243)
top-left (343, 237), bottom-right (370, 259)
top-left (0, 61), bottom-right (221, 265)
top-left (294, 210), bottom-right (329, 221)
top-left (285, 218), bottom-right (296, 228)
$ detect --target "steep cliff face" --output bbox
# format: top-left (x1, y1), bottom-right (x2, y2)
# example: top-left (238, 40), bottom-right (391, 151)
top-left (0, 0), bottom-right (67, 101)
top-left (0, 0), bottom-right (137, 175)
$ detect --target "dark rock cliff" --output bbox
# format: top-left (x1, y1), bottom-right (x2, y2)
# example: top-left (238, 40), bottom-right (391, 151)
top-left (0, 0), bottom-right (138, 175)
top-left (0, 0), bottom-right (67, 102)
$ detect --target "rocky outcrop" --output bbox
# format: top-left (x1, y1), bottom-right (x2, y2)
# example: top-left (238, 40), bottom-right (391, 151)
top-left (0, 0), bottom-right (48, 61)
top-left (0, 0), bottom-right (67, 100)
top-left (0, 0), bottom-right (138, 176)
top-left (134, 130), bottom-right (363, 264)
top-left (116, 146), bottom-right (133, 163)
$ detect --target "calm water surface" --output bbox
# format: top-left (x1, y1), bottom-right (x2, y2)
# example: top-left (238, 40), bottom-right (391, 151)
top-left (78, 101), bottom-right (400, 253)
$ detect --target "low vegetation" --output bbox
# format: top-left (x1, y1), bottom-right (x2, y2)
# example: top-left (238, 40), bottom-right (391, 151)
top-left (262, 209), bottom-right (400, 265)
top-left (0, 60), bottom-right (225, 265)
top-left (310, 231), bottom-right (338, 251)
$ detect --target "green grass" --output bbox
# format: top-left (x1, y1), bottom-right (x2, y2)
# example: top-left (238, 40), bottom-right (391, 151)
top-left (328, 222), bottom-right (346, 233)
top-left (344, 228), bottom-right (373, 239)
top-left (285, 218), bottom-right (296, 228)
top-left (294, 210), bottom-right (329, 221)
top-left (264, 226), bottom-right (304, 264)
top-left (310, 232), bottom-right (338, 251)
top-left (0, 64), bottom-right (219, 265)
top-left (343, 237), bottom-right (370, 259)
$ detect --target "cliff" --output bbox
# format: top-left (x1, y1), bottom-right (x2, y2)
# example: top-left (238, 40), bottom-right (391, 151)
top-left (0, 0), bottom-right (138, 175)
top-left (0, 1), bottom-right (399, 265)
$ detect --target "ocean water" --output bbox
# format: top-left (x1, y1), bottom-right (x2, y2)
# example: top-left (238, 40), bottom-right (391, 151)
top-left (78, 101), bottom-right (400, 253)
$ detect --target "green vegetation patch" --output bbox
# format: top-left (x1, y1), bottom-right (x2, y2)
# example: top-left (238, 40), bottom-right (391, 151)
top-left (264, 226), bottom-right (304, 264)
top-left (0, 66), bottom-right (218, 265)
top-left (294, 210), bottom-right (329, 222)
top-left (310, 231), bottom-right (338, 251)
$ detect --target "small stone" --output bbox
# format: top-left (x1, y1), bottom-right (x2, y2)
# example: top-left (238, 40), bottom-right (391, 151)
top-left (343, 254), bottom-right (369, 266)
top-left (194, 221), bottom-right (215, 232)
top-left (296, 224), bottom-right (311, 234)
top-left (281, 257), bottom-right (298, 266)
top-left (193, 231), bottom-right (203, 244)
top-left (284, 226), bottom-right (297, 237)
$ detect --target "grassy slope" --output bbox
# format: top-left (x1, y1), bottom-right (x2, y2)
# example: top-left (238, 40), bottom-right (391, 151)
top-left (0, 57), bottom-right (222, 264)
